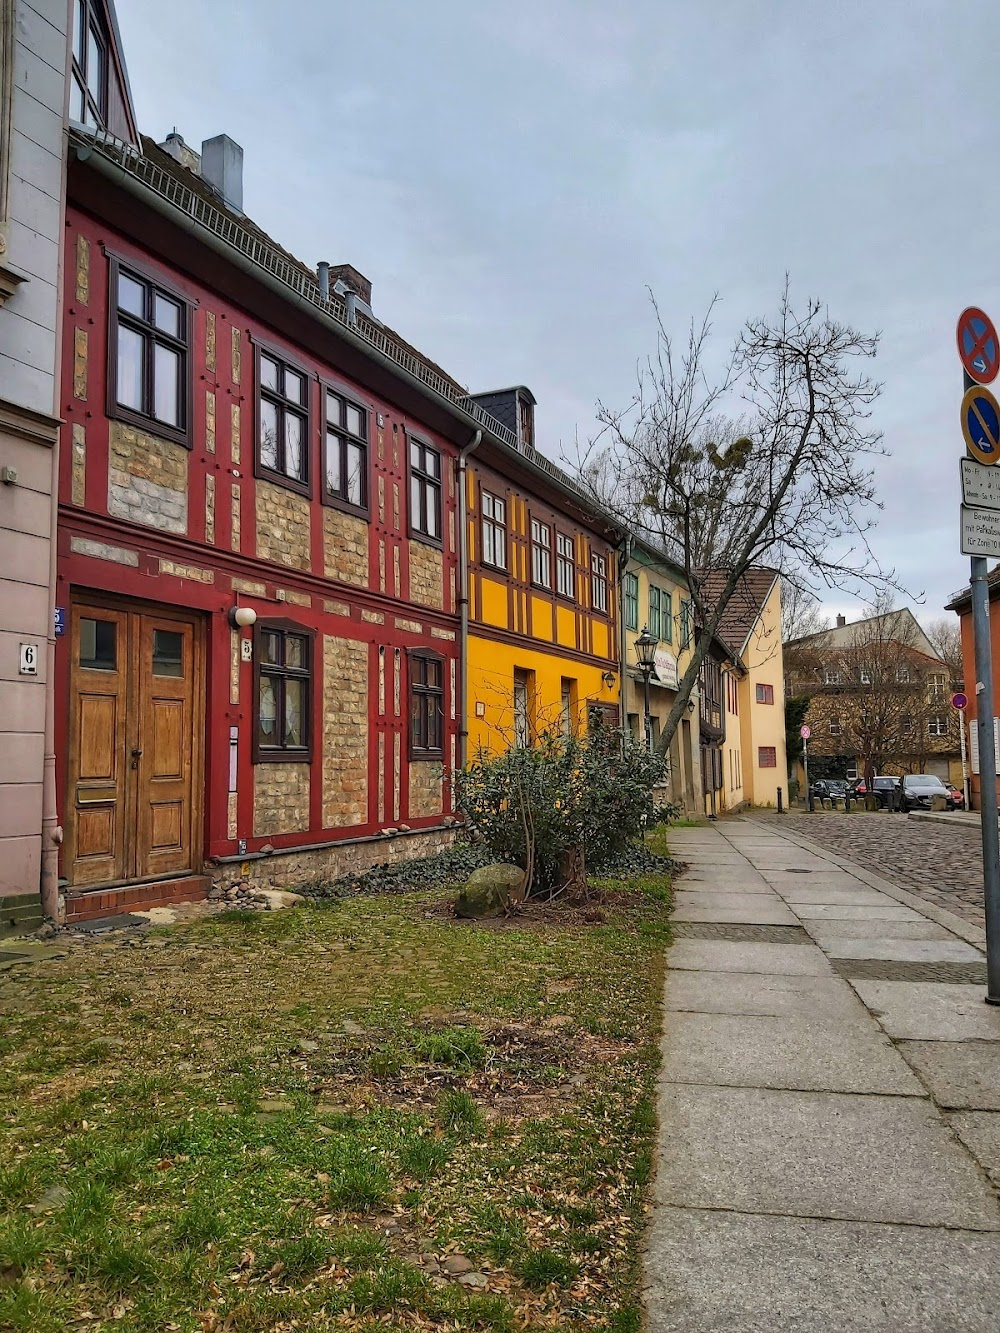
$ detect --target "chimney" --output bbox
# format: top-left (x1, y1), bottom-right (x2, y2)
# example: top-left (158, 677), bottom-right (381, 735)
top-left (201, 134), bottom-right (244, 215)
top-left (836, 614), bottom-right (847, 628)
top-left (159, 130), bottom-right (201, 174)
top-left (317, 262), bottom-right (330, 300)
top-left (329, 264), bottom-right (372, 307)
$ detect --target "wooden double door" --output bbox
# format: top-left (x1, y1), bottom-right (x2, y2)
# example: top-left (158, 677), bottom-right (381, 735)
top-left (66, 598), bottom-right (204, 888)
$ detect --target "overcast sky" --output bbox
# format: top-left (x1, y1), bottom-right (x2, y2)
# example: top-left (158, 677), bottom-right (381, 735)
top-left (115, 0), bottom-right (995, 626)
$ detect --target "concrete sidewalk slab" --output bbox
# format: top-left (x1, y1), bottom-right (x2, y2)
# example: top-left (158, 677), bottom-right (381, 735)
top-left (791, 903), bottom-right (924, 921)
top-left (672, 890), bottom-right (786, 911)
top-left (663, 971), bottom-right (875, 1023)
top-left (644, 1208), bottom-right (1000, 1333)
top-left (772, 887), bottom-right (891, 906)
top-left (660, 1010), bottom-right (923, 1095)
top-left (898, 1041), bottom-right (1000, 1108)
top-left (851, 982), bottom-right (1000, 1041)
top-left (676, 876), bottom-right (773, 893)
top-left (948, 1111), bottom-right (1000, 1186)
top-left (655, 1083), bottom-right (1000, 1228)
top-left (823, 938), bottom-right (984, 963)
top-left (802, 919), bottom-right (953, 942)
top-left (667, 939), bottom-right (832, 976)
top-left (671, 903), bottom-right (799, 925)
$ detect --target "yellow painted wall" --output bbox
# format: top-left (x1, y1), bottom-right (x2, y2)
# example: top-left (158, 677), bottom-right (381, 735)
top-left (722, 668), bottom-right (744, 811)
top-left (467, 633), bottom-right (618, 757)
top-left (738, 578), bottom-right (787, 806)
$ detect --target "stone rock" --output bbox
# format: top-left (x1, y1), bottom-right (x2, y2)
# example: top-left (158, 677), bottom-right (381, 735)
top-left (253, 889), bottom-right (305, 910)
top-left (455, 864), bottom-right (526, 919)
top-left (257, 1098), bottom-right (293, 1113)
top-left (442, 1254), bottom-right (474, 1275)
top-left (295, 1039), bottom-right (319, 1054)
top-left (28, 1184), bottom-right (69, 1213)
top-left (457, 1272), bottom-right (489, 1288)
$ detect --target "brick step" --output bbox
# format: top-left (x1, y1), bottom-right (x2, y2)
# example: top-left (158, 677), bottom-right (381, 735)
top-left (65, 875), bottom-right (210, 923)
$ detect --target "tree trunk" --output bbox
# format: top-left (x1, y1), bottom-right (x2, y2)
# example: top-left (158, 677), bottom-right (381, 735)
top-left (560, 845), bottom-right (588, 904)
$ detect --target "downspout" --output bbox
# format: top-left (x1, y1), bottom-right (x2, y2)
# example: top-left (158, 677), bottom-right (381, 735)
top-left (457, 429), bottom-right (482, 769)
top-left (39, 436), bottom-right (62, 925)
top-left (617, 535), bottom-right (633, 725)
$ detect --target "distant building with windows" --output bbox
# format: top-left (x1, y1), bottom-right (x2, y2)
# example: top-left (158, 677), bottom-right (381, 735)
top-left (785, 607), bottom-right (960, 787)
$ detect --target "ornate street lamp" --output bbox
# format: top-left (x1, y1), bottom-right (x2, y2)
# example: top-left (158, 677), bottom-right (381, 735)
top-left (634, 625), bottom-right (659, 750)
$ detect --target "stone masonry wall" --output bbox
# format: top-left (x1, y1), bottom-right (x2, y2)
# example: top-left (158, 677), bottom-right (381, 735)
top-left (107, 421), bottom-right (188, 534)
top-left (323, 635), bottom-right (369, 827)
top-left (323, 508), bottom-right (369, 587)
top-left (409, 762), bottom-right (444, 819)
top-left (255, 480), bottom-right (311, 569)
top-left (409, 540), bottom-right (444, 610)
top-left (253, 764), bottom-right (310, 837)
top-left (210, 827), bottom-right (456, 894)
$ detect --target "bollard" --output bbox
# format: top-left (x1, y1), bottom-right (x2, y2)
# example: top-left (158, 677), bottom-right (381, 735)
top-left (777, 787), bottom-right (784, 814)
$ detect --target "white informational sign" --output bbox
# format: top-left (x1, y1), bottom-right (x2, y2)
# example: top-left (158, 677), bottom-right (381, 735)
top-left (961, 506), bottom-right (1000, 557)
top-left (18, 643), bottom-right (38, 675)
top-left (653, 647), bottom-right (678, 688)
top-left (969, 717), bottom-right (1000, 774)
top-left (961, 457), bottom-right (1000, 510)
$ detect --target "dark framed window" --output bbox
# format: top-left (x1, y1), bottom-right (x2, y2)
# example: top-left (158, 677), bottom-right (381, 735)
top-left (756, 683), bottom-right (775, 704)
top-left (71, 0), bottom-right (107, 128)
top-left (531, 518), bottom-right (552, 588)
top-left (256, 346), bottom-right (310, 494)
top-left (591, 551), bottom-right (608, 614)
top-left (481, 490), bottom-right (506, 569)
top-left (108, 259), bottom-right (190, 445)
top-left (647, 585), bottom-right (660, 638)
top-left (514, 668), bottom-right (534, 748)
top-left (663, 590), bottom-right (673, 643)
top-left (829, 716), bottom-right (842, 735)
top-left (409, 437), bottom-right (442, 543)
top-left (410, 651), bottom-right (444, 757)
top-left (556, 533), bottom-right (575, 599)
top-left (323, 386), bottom-right (368, 514)
top-left (624, 572), bottom-right (638, 631)
top-left (253, 623), bottom-right (312, 762)
top-left (680, 599), bottom-right (691, 648)
top-left (758, 746), bottom-right (777, 768)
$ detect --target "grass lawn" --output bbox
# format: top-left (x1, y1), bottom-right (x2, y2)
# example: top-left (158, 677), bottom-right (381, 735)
top-left (0, 859), bottom-right (671, 1331)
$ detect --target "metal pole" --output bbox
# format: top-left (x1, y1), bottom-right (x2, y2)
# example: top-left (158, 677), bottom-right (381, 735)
top-left (803, 735), bottom-right (812, 812)
top-left (960, 709), bottom-right (971, 812)
top-left (970, 555), bottom-right (1000, 1004)
top-left (643, 669), bottom-right (652, 751)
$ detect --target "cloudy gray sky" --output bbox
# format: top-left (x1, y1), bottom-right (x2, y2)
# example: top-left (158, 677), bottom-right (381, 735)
top-left (116, 0), bottom-right (993, 625)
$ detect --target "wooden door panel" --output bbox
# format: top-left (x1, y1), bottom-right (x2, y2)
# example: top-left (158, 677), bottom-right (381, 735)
top-left (136, 615), bottom-right (196, 878)
top-left (67, 606), bottom-right (129, 886)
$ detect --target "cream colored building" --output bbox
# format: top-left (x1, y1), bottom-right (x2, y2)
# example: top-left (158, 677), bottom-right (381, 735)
top-left (621, 542), bottom-right (700, 813)
top-left (703, 570), bottom-right (787, 809)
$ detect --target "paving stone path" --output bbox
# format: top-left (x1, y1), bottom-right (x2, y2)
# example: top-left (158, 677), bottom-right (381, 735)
top-left (756, 810), bottom-right (988, 929)
top-left (646, 817), bottom-right (1000, 1331)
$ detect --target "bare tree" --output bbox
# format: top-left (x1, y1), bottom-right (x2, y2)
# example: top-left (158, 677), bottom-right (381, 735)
top-left (924, 616), bottom-right (963, 686)
top-left (571, 283), bottom-right (899, 756)
top-left (782, 581), bottom-right (829, 644)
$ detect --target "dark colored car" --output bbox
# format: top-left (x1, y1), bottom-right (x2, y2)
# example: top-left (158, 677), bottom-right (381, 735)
top-left (810, 779), bottom-right (848, 805)
top-left (900, 774), bottom-right (958, 812)
top-left (871, 776), bottom-right (901, 809)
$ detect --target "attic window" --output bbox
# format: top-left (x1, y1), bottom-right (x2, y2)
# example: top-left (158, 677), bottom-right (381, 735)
top-left (518, 395), bottom-right (534, 450)
top-left (71, 0), bottom-right (108, 129)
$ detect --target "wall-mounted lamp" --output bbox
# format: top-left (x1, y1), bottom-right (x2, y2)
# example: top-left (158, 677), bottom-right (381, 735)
top-left (228, 605), bottom-right (257, 630)
top-left (687, 699), bottom-right (696, 714)
top-left (601, 670), bottom-right (617, 689)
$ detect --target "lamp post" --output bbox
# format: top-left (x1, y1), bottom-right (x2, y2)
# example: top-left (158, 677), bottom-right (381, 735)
top-left (634, 625), bottom-right (659, 751)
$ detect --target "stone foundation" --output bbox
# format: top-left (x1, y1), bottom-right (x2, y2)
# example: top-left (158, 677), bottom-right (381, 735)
top-left (209, 826), bottom-right (457, 895)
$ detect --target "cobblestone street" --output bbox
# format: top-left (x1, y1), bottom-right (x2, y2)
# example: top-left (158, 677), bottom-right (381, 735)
top-left (754, 812), bottom-right (987, 929)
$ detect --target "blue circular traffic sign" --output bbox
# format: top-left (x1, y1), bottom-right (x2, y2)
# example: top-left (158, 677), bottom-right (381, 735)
top-left (962, 385), bottom-right (1000, 465)
top-left (958, 307), bottom-right (1000, 384)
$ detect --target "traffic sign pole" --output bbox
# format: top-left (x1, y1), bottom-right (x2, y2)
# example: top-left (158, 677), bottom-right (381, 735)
top-left (970, 559), bottom-right (1000, 1004)
top-left (957, 308), bottom-right (1000, 1003)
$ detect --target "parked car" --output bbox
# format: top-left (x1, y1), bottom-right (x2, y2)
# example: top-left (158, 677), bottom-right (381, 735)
top-left (810, 779), bottom-right (848, 805)
top-left (949, 786), bottom-right (966, 810)
top-left (871, 776), bottom-right (901, 810)
top-left (900, 774), bottom-right (959, 812)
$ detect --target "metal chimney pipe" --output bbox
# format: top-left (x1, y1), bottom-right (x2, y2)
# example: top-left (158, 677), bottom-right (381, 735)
top-left (317, 261), bottom-right (330, 300)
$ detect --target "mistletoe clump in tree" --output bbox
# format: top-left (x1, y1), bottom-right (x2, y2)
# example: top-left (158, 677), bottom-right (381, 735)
top-left (572, 282), bottom-right (904, 758)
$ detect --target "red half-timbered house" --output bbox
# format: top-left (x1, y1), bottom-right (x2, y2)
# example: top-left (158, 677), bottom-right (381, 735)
top-left (56, 122), bottom-right (471, 919)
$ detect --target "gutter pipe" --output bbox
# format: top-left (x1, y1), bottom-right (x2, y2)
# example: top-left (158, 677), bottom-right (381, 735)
top-left (457, 429), bottom-right (482, 770)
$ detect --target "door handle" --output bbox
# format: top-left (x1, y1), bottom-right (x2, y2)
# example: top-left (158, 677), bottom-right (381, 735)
top-left (131, 748), bottom-right (143, 757)
top-left (131, 746), bottom-right (143, 769)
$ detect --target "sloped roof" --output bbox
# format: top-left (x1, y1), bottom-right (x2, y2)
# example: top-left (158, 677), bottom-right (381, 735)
top-left (700, 568), bottom-right (780, 656)
top-left (787, 606), bottom-right (940, 661)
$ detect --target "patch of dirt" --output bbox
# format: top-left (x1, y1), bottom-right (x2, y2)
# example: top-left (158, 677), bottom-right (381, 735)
top-left (416, 891), bottom-right (653, 931)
